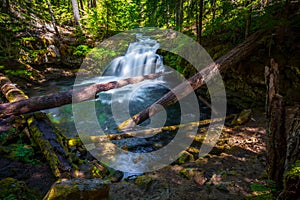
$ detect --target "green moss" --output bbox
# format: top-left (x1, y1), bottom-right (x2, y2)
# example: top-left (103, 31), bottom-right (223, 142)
top-left (284, 160), bottom-right (300, 188)
top-left (0, 178), bottom-right (38, 200)
top-left (231, 109), bottom-right (252, 126)
top-left (247, 181), bottom-right (276, 200)
top-left (27, 118), bottom-right (61, 177)
top-left (134, 175), bottom-right (152, 187)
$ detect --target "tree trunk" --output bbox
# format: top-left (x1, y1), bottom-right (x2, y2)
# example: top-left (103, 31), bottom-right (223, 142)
top-left (197, 0), bottom-right (204, 43)
top-left (118, 30), bottom-right (266, 130)
top-left (176, 0), bottom-right (184, 31)
top-left (211, 0), bottom-right (216, 20)
top-left (27, 112), bottom-right (73, 177)
top-left (280, 108), bottom-right (300, 199)
top-left (0, 74), bottom-right (28, 102)
top-left (265, 59), bottom-right (300, 199)
top-left (0, 74), bottom-right (72, 178)
top-left (0, 73), bottom-right (162, 118)
top-left (265, 59), bottom-right (286, 189)
top-left (79, 0), bottom-right (84, 11)
top-left (245, 1), bottom-right (252, 39)
top-left (71, 0), bottom-right (81, 27)
top-left (46, 0), bottom-right (60, 38)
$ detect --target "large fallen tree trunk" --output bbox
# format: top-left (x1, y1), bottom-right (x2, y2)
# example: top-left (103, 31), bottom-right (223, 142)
top-left (0, 74), bottom-right (72, 177)
top-left (0, 72), bottom-right (162, 118)
top-left (118, 30), bottom-right (266, 130)
top-left (0, 73), bottom-right (29, 102)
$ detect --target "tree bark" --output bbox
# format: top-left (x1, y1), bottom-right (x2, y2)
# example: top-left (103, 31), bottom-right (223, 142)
top-left (265, 59), bottom-right (286, 189)
top-left (211, 0), bottom-right (216, 20)
top-left (27, 112), bottom-right (72, 178)
top-left (197, 0), bottom-right (204, 43)
top-left (71, 0), bottom-right (81, 27)
top-left (0, 74), bottom-right (72, 178)
top-left (46, 0), bottom-right (60, 38)
top-left (0, 74), bottom-right (29, 102)
top-left (118, 30), bottom-right (266, 130)
top-left (176, 0), bottom-right (184, 31)
top-left (71, 117), bottom-right (229, 142)
top-left (265, 59), bottom-right (300, 198)
top-left (79, 0), bottom-right (84, 11)
top-left (0, 73), bottom-right (162, 118)
top-left (245, 1), bottom-right (252, 39)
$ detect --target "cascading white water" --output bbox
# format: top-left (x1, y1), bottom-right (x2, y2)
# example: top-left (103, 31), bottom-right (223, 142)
top-left (103, 34), bottom-right (164, 77)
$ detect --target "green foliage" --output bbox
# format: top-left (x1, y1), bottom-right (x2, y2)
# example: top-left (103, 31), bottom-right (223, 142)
top-left (73, 45), bottom-right (92, 56)
top-left (6, 143), bottom-right (38, 164)
top-left (284, 160), bottom-right (300, 184)
top-left (4, 69), bottom-right (32, 77)
top-left (247, 180), bottom-right (276, 200)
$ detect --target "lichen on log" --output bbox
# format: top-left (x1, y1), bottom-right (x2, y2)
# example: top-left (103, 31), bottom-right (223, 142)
top-left (27, 112), bottom-right (72, 178)
top-left (0, 73), bottom-right (28, 102)
top-left (0, 74), bottom-right (73, 178)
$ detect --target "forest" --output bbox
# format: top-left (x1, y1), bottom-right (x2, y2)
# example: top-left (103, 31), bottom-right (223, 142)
top-left (0, 0), bottom-right (299, 199)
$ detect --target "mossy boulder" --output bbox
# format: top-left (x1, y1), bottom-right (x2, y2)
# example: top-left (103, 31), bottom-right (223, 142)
top-left (43, 178), bottom-right (109, 200)
top-left (231, 109), bottom-right (252, 126)
top-left (175, 150), bottom-right (195, 165)
top-left (0, 177), bottom-right (38, 200)
top-left (282, 160), bottom-right (300, 199)
top-left (134, 175), bottom-right (153, 187)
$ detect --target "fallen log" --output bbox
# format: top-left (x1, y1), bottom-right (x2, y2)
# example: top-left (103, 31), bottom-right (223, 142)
top-left (0, 73), bottom-right (29, 131)
top-left (68, 116), bottom-right (227, 145)
top-left (0, 74), bottom-right (72, 178)
top-left (27, 113), bottom-right (72, 177)
top-left (118, 30), bottom-right (266, 130)
top-left (0, 72), bottom-right (162, 118)
top-left (0, 73), bottom-right (28, 102)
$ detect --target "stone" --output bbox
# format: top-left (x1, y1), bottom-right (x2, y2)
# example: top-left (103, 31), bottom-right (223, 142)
top-left (43, 178), bottom-right (109, 200)
top-left (231, 109), bottom-right (252, 126)
top-left (176, 150), bottom-right (195, 164)
top-left (0, 177), bottom-right (38, 200)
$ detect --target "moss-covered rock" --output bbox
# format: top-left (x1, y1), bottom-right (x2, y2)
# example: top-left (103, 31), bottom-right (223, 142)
top-left (282, 160), bottom-right (300, 199)
top-left (43, 178), bottom-right (109, 200)
top-left (0, 177), bottom-right (38, 200)
top-left (134, 175), bottom-right (153, 187)
top-left (231, 109), bottom-right (252, 126)
top-left (176, 150), bottom-right (195, 165)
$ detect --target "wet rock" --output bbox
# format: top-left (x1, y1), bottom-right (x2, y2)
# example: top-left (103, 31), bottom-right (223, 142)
top-left (110, 170), bottom-right (124, 183)
top-left (43, 178), bottom-right (109, 200)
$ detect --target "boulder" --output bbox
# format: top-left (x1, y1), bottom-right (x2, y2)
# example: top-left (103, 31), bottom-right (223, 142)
top-left (43, 178), bottom-right (109, 200)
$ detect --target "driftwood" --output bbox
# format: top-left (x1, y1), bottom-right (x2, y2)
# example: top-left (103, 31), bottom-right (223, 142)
top-left (0, 72), bottom-right (162, 118)
top-left (0, 74), bottom-right (72, 177)
top-left (118, 30), bottom-right (266, 130)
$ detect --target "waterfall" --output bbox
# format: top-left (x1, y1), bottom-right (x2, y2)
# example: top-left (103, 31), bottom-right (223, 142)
top-left (103, 34), bottom-right (164, 77)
